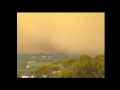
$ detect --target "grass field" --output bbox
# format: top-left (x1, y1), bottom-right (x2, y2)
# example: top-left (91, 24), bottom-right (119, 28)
top-left (28, 61), bottom-right (52, 67)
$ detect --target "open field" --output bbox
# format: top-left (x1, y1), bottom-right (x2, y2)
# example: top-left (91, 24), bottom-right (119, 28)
top-left (28, 62), bottom-right (51, 67)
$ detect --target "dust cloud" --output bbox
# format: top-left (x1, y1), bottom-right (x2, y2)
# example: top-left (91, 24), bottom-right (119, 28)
top-left (17, 13), bottom-right (104, 55)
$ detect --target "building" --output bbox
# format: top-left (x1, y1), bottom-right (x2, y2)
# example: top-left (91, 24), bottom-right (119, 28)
top-left (21, 75), bottom-right (35, 78)
top-left (28, 61), bottom-right (36, 63)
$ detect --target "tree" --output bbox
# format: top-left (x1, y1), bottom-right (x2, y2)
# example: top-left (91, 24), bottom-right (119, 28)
top-left (70, 61), bottom-right (83, 78)
top-left (51, 60), bottom-right (60, 65)
top-left (17, 72), bottom-right (22, 78)
top-left (94, 54), bottom-right (104, 60)
top-left (62, 58), bottom-right (76, 67)
top-left (17, 60), bottom-right (27, 69)
top-left (71, 59), bottom-right (95, 78)
top-left (29, 70), bottom-right (34, 77)
top-left (79, 54), bottom-right (92, 62)
top-left (34, 64), bottom-right (52, 78)
top-left (51, 65), bottom-right (61, 71)
top-left (51, 65), bottom-right (61, 77)
top-left (59, 68), bottom-right (72, 78)
top-left (93, 54), bottom-right (104, 78)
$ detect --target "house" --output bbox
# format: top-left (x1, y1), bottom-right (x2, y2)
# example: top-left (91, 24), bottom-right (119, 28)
top-left (21, 75), bottom-right (35, 78)
top-left (30, 76), bottom-right (35, 78)
top-left (22, 76), bottom-right (30, 78)
top-left (28, 61), bottom-right (36, 63)
top-left (42, 56), bottom-right (46, 58)
top-left (42, 74), bottom-right (47, 78)
top-left (52, 70), bottom-right (61, 75)
top-left (58, 70), bottom-right (61, 73)
top-left (26, 65), bottom-right (29, 69)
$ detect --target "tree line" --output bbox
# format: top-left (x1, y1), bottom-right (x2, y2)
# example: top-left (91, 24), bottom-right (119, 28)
top-left (17, 54), bottom-right (104, 78)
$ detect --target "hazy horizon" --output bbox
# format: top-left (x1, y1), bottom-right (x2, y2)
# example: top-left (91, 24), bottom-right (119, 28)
top-left (17, 13), bottom-right (104, 55)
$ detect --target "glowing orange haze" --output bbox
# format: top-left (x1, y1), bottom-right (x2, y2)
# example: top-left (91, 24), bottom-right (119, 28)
top-left (17, 13), bottom-right (104, 55)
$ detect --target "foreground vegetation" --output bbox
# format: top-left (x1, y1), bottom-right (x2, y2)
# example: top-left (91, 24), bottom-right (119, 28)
top-left (17, 54), bottom-right (104, 78)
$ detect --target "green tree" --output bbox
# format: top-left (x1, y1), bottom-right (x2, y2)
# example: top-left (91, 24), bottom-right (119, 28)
top-left (51, 65), bottom-right (61, 71)
top-left (93, 54), bottom-right (104, 78)
top-left (71, 59), bottom-right (95, 78)
top-left (94, 54), bottom-right (104, 61)
top-left (17, 60), bottom-right (27, 69)
top-left (29, 70), bottom-right (34, 77)
top-left (51, 60), bottom-right (60, 65)
top-left (17, 72), bottom-right (22, 78)
top-left (62, 58), bottom-right (76, 67)
top-left (34, 64), bottom-right (52, 78)
top-left (71, 61), bottom-right (83, 78)
top-left (51, 65), bottom-right (61, 78)
top-left (59, 68), bottom-right (72, 78)
top-left (79, 54), bottom-right (92, 62)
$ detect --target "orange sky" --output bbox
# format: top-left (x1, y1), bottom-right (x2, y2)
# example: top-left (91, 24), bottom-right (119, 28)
top-left (17, 12), bottom-right (104, 55)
